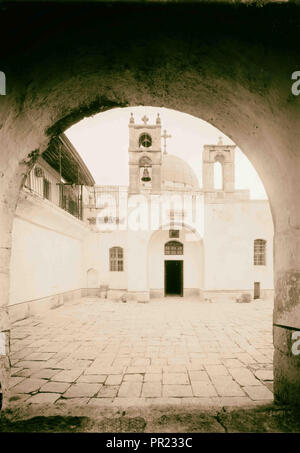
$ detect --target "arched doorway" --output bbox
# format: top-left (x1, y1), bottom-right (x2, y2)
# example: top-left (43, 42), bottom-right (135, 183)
top-left (148, 226), bottom-right (204, 299)
top-left (86, 268), bottom-right (99, 289)
top-left (164, 240), bottom-right (184, 296)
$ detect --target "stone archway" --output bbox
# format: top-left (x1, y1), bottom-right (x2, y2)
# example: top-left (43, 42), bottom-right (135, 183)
top-left (0, 2), bottom-right (299, 406)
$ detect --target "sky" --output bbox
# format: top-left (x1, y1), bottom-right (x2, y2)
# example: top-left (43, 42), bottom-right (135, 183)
top-left (65, 106), bottom-right (268, 200)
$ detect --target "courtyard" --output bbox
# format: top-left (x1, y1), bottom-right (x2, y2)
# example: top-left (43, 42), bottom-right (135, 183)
top-left (7, 297), bottom-right (274, 410)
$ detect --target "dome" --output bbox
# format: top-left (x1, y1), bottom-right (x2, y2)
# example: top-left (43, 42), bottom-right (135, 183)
top-left (161, 154), bottom-right (199, 189)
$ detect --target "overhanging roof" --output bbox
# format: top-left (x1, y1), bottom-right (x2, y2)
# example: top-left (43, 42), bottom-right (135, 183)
top-left (42, 133), bottom-right (95, 186)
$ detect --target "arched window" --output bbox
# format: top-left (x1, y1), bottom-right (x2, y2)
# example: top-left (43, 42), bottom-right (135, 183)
top-left (165, 241), bottom-right (184, 255)
top-left (254, 239), bottom-right (266, 265)
top-left (214, 161), bottom-right (223, 190)
top-left (109, 247), bottom-right (124, 271)
top-left (139, 133), bottom-right (152, 148)
top-left (214, 153), bottom-right (225, 190)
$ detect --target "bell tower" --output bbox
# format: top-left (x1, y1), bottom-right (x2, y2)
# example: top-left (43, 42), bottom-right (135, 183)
top-left (128, 113), bottom-right (162, 194)
top-left (202, 137), bottom-right (236, 192)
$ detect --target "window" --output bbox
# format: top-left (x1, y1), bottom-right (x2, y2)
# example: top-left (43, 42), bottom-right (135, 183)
top-left (169, 229), bottom-right (179, 238)
top-left (43, 178), bottom-right (51, 200)
top-left (109, 247), bottom-right (124, 271)
top-left (214, 161), bottom-right (223, 190)
top-left (139, 133), bottom-right (152, 148)
top-left (254, 239), bottom-right (266, 265)
top-left (165, 241), bottom-right (184, 255)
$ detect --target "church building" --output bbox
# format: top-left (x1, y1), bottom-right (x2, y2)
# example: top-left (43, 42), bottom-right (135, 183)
top-left (8, 113), bottom-right (274, 320)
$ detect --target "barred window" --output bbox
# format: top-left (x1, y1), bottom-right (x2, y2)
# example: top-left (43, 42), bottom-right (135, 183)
top-left (109, 247), bottom-right (124, 271)
top-left (165, 241), bottom-right (184, 255)
top-left (254, 239), bottom-right (266, 265)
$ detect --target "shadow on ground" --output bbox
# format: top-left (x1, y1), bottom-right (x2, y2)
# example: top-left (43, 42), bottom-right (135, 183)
top-left (0, 404), bottom-right (300, 433)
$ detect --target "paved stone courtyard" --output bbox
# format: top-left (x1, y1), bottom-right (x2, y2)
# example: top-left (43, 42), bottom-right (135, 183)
top-left (7, 297), bottom-right (274, 409)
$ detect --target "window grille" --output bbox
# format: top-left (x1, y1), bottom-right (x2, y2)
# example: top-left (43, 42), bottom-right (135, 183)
top-left (110, 247), bottom-right (124, 271)
top-left (165, 241), bottom-right (184, 255)
top-left (254, 239), bottom-right (266, 265)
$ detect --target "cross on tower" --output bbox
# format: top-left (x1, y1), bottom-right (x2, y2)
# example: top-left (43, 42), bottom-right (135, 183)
top-left (162, 129), bottom-right (172, 155)
top-left (141, 115), bottom-right (149, 125)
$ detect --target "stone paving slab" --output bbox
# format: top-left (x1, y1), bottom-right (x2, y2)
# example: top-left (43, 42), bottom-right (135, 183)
top-left (189, 371), bottom-right (210, 382)
top-left (7, 297), bottom-right (274, 409)
top-left (163, 373), bottom-right (189, 385)
top-left (205, 364), bottom-right (229, 376)
top-left (209, 376), bottom-right (247, 397)
top-left (144, 373), bottom-right (162, 382)
top-left (8, 377), bottom-right (26, 389)
top-left (163, 385), bottom-right (193, 398)
top-left (63, 383), bottom-right (102, 398)
top-left (40, 382), bottom-right (71, 393)
top-left (191, 381), bottom-right (218, 397)
top-left (31, 369), bottom-right (61, 380)
top-left (103, 384), bottom-right (122, 397)
top-left (105, 374), bottom-right (123, 385)
top-left (12, 378), bottom-right (45, 394)
top-left (52, 369), bottom-right (84, 383)
top-left (77, 374), bottom-right (107, 383)
top-left (27, 393), bottom-right (61, 404)
top-left (243, 385), bottom-right (274, 400)
top-left (228, 367), bottom-right (260, 386)
top-left (118, 382), bottom-right (142, 398)
top-left (142, 383), bottom-right (162, 398)
top-left (254, 369), bottom-right (274, 381)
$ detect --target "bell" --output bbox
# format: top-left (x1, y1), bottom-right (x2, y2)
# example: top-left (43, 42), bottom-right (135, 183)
top-left (141, 167), bottom-right (151, 182)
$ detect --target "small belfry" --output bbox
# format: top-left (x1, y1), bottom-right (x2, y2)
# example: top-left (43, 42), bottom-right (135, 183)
top-left (202, 136), bottom-right (236, 192)
top-left (128, 112), bottom-right (162, 194)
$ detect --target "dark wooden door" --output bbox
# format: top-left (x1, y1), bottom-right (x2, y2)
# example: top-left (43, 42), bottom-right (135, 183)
top-left (164, 260), bottom-right (183, 296)
top-left (254, 282), bottom-right (260, 299)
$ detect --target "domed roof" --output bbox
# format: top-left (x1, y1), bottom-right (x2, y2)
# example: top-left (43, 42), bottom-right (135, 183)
top-left (161, 154), bottom-right (199, 189)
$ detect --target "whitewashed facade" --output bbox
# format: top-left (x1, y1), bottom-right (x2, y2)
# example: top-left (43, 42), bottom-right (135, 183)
top-left (9, 116), bottom-right (274, 320)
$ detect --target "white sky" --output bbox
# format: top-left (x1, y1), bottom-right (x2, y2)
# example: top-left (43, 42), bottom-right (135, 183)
top-left (65, 106), bottom-right (267, 199)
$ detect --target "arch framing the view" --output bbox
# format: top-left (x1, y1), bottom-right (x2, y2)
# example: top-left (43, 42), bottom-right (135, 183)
top-left (0, 2), bottom-right (300, 407)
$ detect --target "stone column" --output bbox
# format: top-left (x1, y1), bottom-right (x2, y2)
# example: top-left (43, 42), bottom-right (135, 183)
top-left (0, 185), bottom-right (17, 409)
top-left (126, 231), bottom-right (150, 302)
